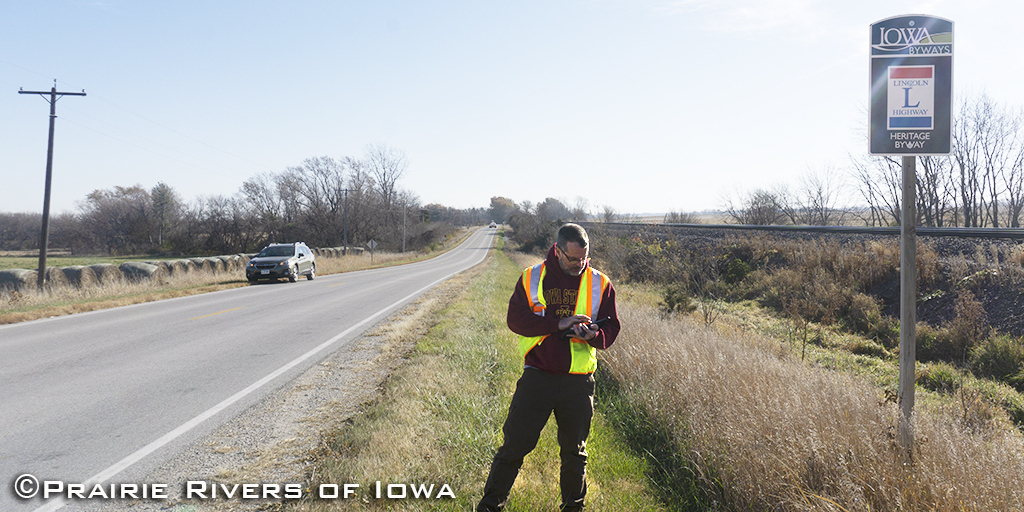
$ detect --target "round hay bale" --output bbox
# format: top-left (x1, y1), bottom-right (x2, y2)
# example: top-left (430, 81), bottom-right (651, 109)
top-left (175, 259), bottom-right (198, 275)
top-left (89, 264), bottom-right (126, 286)
top-left (120, 262), bottom-right (169, 283)
top-left (217, 256), bottom-right (238, 272)
top-left (42, 267), bottom-right (69, 289)
top-left (237, 254), bottom-right (251, 266)
top-left (189, 258), bottom-right (212, 273)
top-left (146, 261), bottom-right (174, 275)
top-left (164, 260), bottom-right (185, 277)
top-left (203, 257), bottom-right (225, 274)
top-left (0, 269), bottom-right (36, 292)
top-left (62, 266), bottom-right (99, 289)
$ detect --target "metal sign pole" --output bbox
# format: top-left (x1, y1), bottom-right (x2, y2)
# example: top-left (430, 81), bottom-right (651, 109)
top-left (899, 155), bottom-right (917, 459)
top-left (870, 15), bottom-right (952, 459)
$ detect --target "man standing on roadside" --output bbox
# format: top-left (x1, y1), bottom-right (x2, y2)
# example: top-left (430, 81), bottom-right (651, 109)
top-left (478, 223), bottom-right (621, 512)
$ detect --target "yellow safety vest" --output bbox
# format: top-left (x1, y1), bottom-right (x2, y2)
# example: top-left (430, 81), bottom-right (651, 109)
top-left (518, 262), bottom-right (610, 374)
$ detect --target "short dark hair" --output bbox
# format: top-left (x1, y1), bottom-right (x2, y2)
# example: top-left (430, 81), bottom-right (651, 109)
top-left (556, 223), bottom-right (589, 250)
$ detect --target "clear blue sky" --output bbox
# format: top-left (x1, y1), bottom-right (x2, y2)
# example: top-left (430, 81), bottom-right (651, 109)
top-left (2, 1), bottom-right (1022, 217)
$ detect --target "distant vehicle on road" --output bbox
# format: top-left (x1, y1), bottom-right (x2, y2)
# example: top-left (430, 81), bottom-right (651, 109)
top-left (489, 221), bottom-right (497, 228)
top-left (246, 242), bottom-right (316, 283)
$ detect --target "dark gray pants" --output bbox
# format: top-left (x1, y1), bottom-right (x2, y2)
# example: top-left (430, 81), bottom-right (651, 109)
top-left (478, 368), bottom-right (596, 511)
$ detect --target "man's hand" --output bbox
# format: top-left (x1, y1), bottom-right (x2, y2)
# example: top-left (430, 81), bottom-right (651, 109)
top-left (557, 315), bottom-right (591, 331)
top-left (558, 315), bottom-right (598, 341)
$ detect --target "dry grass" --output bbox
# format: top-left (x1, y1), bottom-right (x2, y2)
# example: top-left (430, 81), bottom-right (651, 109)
top-left (0, 271), bottom-right (248, 325)
top-left (603, 302), bottom-right (1024, 511)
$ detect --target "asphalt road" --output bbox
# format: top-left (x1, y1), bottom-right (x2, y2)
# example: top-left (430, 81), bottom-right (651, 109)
top-left (0, 228), bottom-right (495, 512)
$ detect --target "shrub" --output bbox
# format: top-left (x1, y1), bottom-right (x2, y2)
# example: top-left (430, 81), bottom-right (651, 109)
top-left (970, 335), bottom-right (1024, 385)
top-left (917, 322), bottom-right (958, 363)
top-left (660, 283), bottom-right (696, 316)
top-left (846, 338), bottom-right (889, 358)
top-left (845, 292), bottom-right (898, 347)
top-left (721, 258), bottom-right (750, 285)
top-left (916, 362), bottom-right (962, 393)
top-left (948, 290), bottom-right (989, 358)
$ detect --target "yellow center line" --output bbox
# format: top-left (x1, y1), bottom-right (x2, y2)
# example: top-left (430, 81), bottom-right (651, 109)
top-left (189, 307), bottom-right (244, 321)
top-left (329, 282), bottom-right (347, 288)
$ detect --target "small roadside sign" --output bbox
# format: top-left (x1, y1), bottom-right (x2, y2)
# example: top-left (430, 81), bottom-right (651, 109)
top-left (869, 15), bottom-right (953, 155)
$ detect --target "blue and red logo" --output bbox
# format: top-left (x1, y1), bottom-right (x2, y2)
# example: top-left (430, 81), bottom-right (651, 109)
top-left (888, 66), bottom-right (934, 130)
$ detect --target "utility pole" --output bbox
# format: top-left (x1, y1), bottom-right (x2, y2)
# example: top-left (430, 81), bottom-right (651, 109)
top-left (19, 81), bottom-right (86, 290)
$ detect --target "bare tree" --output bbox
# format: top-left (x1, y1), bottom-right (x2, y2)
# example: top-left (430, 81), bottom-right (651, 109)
top-left (570, 196), bottom-right (590, 221)
top-left (990, 101), bottom-right (1024, 227)
top-left (799, 165), bottom-right (846, 225)
top-left (953, 96), bottom-right (984, 227)
top-left (773, 184), bottom-right (801, 225)
top-left (664, 210), bottom-right (700, 224)
top-left (916, 155), bottom-right (957, 227)
top-left (284, 156), bottom-right (351, 247)
top-left (974, 94), bottom-right (1021, 227)
top-left (724, 188), bottom-right (786, 225)
top-left (241, 172), bottom-right (285, 242)
top-left (851, 154), bottom-right (902, 227)
top-left (77, 185), bottom-right (153, 254)
top-left (1006, 140), bottom-right (1024, 227)
top-left (364, 144), bottom-right (407, 212)
top-left (600, 205), bottom-right (618, 223)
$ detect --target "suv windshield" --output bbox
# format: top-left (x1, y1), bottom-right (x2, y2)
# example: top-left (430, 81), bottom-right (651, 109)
top-left (258, 246), bottom-right (294, 257)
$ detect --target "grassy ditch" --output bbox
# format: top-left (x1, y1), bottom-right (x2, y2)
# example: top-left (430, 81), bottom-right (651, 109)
top-left (603, 295), bottom-right (1024, 511)
top-left (289, 246), bottom-right (667, 511)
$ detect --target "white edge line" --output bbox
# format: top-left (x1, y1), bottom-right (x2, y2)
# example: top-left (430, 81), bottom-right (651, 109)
top-left (30, 238), bottom-right (488, 512)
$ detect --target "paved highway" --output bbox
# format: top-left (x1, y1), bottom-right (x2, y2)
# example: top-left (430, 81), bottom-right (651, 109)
top-left (0, 228), bottom-right (495, 511)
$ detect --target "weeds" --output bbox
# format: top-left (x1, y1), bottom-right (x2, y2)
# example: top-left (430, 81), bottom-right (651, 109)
top-left (604, 300), bottom-right (1024, 511)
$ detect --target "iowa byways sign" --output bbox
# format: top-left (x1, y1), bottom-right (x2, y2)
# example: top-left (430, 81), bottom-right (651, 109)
top-left (870, 15), bottom-right (953, 155)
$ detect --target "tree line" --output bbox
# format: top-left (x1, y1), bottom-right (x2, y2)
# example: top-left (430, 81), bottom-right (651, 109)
top-left (1, 145), bottom-right (489, 256)
top-left (726, 92), bottom-right (1024, 228)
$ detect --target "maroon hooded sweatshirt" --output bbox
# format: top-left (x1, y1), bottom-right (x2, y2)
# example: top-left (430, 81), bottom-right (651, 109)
top-left (506, 244), bottom-right (621, 374)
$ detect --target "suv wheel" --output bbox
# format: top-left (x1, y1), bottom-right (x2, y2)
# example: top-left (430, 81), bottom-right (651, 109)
top-left (288, 266), bottom-right (298, 282)
top-left (306, 263), bottom-right (316, 281)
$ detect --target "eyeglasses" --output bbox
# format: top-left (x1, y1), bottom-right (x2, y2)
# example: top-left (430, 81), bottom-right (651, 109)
top-left (557, 245), bottom-right (589, 264)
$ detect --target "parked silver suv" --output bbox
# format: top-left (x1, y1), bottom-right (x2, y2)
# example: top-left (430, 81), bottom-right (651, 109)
top-left (246, 242), bottom-right (316, 283)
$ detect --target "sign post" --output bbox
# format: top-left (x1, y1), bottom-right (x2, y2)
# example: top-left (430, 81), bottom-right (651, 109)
top-left (870, 14), bottom-right (953, 460)
top-left (367, 239), bottom-right (377, 263)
